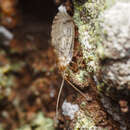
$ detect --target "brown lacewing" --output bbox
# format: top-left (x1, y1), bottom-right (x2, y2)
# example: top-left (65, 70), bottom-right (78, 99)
top-left (51, 5), bottom-right (86, 125)
top-left (51, 5), bottom-right (75, 69)
top-left (51, 5), bottom-right (75, 125)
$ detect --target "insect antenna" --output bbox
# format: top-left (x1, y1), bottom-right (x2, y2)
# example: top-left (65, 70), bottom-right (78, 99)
top-left (65, 78), bottom-right (87, 100)
top-left (55, 71), bottom-right (65, 126)
top-left (55, 71), bottom-right (87, 126)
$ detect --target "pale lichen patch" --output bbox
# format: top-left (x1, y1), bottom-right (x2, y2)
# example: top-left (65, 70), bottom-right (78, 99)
top-left (98, 1), bottom-right (130, 59)
top-left (97, 1), bottom-right (130, 90)
top-left (74, 110), bottom-right (95, 130)
top-left (62, 100), bottom-right (79, 120)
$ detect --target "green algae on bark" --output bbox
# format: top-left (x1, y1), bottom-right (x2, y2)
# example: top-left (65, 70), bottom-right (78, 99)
top-left (73, 0), bottom-right (105, 72)
top-left (64, 0), bottom-right (105, 87)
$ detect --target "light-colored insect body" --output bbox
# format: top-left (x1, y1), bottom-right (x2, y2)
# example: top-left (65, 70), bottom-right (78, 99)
top-left (51, 5), bottom-right (75, 125)
top-left (51, 5), bottom-right (75, 69)
top-left (51, 5), bottom-right (87, 126)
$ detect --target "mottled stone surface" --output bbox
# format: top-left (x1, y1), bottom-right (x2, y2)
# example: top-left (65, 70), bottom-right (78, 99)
top-left (98, 1), bottom-right (130, 90)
